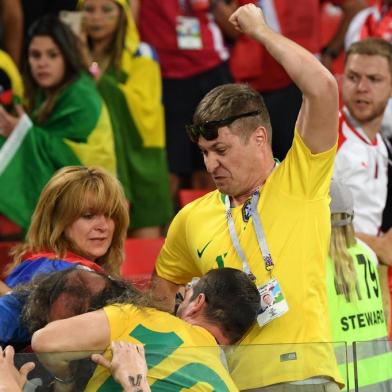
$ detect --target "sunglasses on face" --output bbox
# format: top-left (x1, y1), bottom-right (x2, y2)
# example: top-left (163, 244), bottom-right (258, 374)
top-left (174, 277), bottom-right (201, 315)
top-left (186, 110), bottom-right (262, 142)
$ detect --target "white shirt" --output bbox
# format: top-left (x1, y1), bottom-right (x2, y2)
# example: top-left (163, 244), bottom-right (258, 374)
top-left (334, 109), bottom-right (388, 235)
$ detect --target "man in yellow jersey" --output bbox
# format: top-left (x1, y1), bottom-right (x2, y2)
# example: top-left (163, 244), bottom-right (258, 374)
top-left (31, 267), bottom-right (260, 391)
top-left (152, 4), bottom-right (342, 391)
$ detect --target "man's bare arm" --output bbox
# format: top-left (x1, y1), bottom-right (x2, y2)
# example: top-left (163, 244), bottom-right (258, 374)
top-left (321, 0), bottom-right (367, 70)
top-left (150, 270), bottom-right (181, 313)
top-left (229, 4), bottom-right (339, 153)
top-left (0, 0), bottom-right (23, 67)
top-left (357, 229), bottom-right (392, 266)
top-left (212, 0), bottom-right (240, 40)
top-left (32, 310), bottom-right (110, 390)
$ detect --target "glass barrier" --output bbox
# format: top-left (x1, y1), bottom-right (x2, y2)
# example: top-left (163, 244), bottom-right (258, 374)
top-left (11, 342), bottom-right (350, 391)
top-left (352, 340), bottom-right (392, 392)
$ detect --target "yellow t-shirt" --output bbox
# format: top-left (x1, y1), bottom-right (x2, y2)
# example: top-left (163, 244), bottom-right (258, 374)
top-left (85, 304), bottom-right (238, 391)
top-left (156, 132), bottom-right (343, 389)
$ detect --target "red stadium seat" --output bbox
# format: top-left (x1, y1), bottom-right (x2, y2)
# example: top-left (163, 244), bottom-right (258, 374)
top-left (0, 241), bottom-right (18, 279)
top-left (178, 189), bottom-right (209, 208)
top-left (121, 237), bottom-right (165, 289)
top-left (0, 215), bottom-right (22, 240)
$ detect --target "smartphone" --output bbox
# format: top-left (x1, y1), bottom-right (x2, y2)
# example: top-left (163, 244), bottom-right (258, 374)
top-left (59, 10), bottom-right (82, 36)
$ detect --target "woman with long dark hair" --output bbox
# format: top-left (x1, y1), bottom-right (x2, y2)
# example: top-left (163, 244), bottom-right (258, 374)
top-left (0, 15), bottom-right (116, 231)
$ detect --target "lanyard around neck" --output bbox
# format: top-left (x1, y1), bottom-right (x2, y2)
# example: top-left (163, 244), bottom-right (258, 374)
top-left (225, 190), bottom-right (274, 280)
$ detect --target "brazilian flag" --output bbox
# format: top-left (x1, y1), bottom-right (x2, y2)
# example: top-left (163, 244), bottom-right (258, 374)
top-left (0, 73), bottom-right (116, 230)
top-left (91, 0), bottom-right (173, 229)
top-left (98, 45), bottom-right (173, 229)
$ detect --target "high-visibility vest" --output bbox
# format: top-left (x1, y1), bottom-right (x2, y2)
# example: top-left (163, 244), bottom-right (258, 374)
top-left (327, 239), bottom-right (392, 391)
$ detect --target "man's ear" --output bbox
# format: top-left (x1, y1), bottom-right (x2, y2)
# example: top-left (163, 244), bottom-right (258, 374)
top-left (253, 126), bottom-right (268, 146)
top-left (187, 293), bottom-right (207, 317)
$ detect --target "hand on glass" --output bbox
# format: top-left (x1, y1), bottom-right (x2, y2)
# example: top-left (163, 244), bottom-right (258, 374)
top-left (0, 345), bottom-right (35, 392)
top-left (91, 341), bottom-right (150, 392)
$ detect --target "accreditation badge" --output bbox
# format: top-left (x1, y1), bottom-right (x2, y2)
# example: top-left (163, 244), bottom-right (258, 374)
top-left (176, 16), bottom-right (203, 49)
top-left (257, 278), bottom-right (289, 327)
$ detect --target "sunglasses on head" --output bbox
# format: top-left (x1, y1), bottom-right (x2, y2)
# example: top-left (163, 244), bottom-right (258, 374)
top-left (186, 110), bottom-right (262, 142)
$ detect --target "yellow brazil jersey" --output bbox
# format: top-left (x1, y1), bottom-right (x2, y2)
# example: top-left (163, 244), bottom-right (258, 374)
top-left (156, 131), bottom-right (343, 389)
top-left (85, 304), bottom-right (238, 391)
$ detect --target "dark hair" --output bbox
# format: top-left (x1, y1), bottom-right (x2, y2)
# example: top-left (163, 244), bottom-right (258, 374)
top-left (346, 38), bottom-right (392, 76)
top-left (23, 14), bottom-right (86, 122)
top-left (191, 83), bottom-right (272, 143)
top-left (190, 268), bottom-right (260, 344)
top-left (21, 267), bottom-right (152, 334)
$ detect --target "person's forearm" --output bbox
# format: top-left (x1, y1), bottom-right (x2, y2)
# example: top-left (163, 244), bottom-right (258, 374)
top-left (229, 4), bottom-right (338, 152)
top-left (250, 23), bottom-right (336, 101)
top-left (323, 0), bottom-right (367, 58)
top-left (35, 353), bottom-right (75, 392)
top-left (150, 271), bottom-right (180, 313)
top-left (1, 0), bottom-right (23, 67)
top-left (212, 0), bottom-right (240, 40)
top-left (356, 232), bottom-right (392, 266)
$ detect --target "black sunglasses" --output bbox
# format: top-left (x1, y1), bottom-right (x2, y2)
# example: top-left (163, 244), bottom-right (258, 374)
top-left (174, 291), bottom-right (184, 315)
top-left (186, 110), bottom-right (262, 142)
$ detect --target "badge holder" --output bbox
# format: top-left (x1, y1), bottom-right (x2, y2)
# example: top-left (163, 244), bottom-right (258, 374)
top-left (176, 16), bottom-right (202, 50)
top-left (257, 277), bottom-right (289, 327)
top-left (225, 191), bottom-right (289, 328)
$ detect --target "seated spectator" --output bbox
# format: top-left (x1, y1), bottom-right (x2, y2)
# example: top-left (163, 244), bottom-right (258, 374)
top-left (79, 0), bottom-right (173, 238)
top-left (327, 180), bottom-right (392, 390)
top-left (334, 38), bottom-right (392, 264)
top-left (0, 15), bottom-right (117, 231)
top-left (0, 165), bottom-right (128, 346)
top-left (31, 268), bottom-right (260, 390)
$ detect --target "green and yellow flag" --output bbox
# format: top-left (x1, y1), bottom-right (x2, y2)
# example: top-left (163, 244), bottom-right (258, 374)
top-left (79, 0), bottom-right (173, 228)
top-left (0, 73), bottom-right (116, 230)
